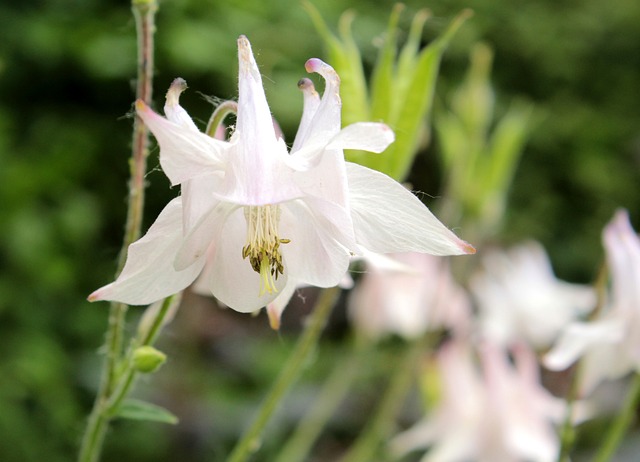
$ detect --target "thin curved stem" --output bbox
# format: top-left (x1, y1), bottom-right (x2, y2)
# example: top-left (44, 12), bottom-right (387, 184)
top-left (225, 287), bottom-right (341, 462)
top-left (77, 1), bottom-right (157, 461)
top-left (274, 338), bottom-right (369, 462)
top-left (339, 338), bottom-right (426, 462)
top-left (592, 373), bottom-right (640, 462)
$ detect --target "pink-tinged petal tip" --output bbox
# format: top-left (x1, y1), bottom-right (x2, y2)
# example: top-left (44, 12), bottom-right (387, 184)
top-left (304, 58), bottom-right (340, 91)
top-left (135, 99), bottom-right (149, 113)
top-left (87, 289), bottom-right (104, 302)
top-left (304, 58), bottom-right (323, 73)
top-left (461, 241), bottom-right (477, 255)
top-left (267, 304), bottom-right (281, 330)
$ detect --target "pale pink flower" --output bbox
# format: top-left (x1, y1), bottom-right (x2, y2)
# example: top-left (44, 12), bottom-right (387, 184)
top-left (89, 36), bottom-right (474, 313)
top-left (471, 241), bottom-right (595, 349)
top-left (348, 252), bottom-right (471, 340)
top-left (392, 340), bottom-right (564, 462)
top-left (545, 210), bottom-right (640, 394)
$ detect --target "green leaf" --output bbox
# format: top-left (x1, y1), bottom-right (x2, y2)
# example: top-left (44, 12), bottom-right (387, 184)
top-left (387, 9), bottom-right (472, 181)
top-left (114, 399), bottom-right (178, 425)
top-left (303, 1), bottom-right (369, 125)
top-left (370, 3), bottom-right (403, 121)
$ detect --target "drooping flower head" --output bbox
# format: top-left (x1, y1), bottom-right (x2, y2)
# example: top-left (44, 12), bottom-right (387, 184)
top-left (89, 36), bottom-right (474, 314)
top-left (348, 252), bottom-right (471, 340)
top-left (471, 242), bottom-right (595, 350)
top-left (392, 340), bottom-right (564, 462)
top-left (545, 210), bottom-right (640, 394)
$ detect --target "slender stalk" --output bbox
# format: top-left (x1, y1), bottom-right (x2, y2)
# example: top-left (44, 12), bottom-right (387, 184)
top-left (78, 2), bottom-right (157, 461)
top-left (274, 338), bottom-right (369, 462)
top-left (592, 373), bottom-right (640, 462)
top-left (106, 295), bottom-right (179, 416)
top-left (225, 287), bottom-right (341, 462)
top-left (339, 339), bottom-right (424, 462)
top-left (557, 261), bottom-right (609, 462)
top-left (556, 365), bottom-right (580, 462)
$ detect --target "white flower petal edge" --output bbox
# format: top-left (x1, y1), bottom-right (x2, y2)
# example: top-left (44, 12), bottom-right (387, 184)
top-left (346, 162), bottom-right (475, 256)
top-left (89, 198), bottom-right (206, 305)
top-left (136, 100), bottom-right (227, 185)
top-left (543, 318), bottom-right (625, 371)
top-left (325, 122), bottom-right (394, 152)
top-left (90, 35), bottom-right (474, 316)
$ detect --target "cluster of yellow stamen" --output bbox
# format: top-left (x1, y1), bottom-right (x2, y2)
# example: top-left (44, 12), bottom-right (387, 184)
top-left (242, 205), bottom-right (290, 296)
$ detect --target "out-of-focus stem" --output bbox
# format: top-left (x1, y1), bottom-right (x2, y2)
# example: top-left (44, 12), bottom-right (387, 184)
top-left (339, 339), bottom-right (424, 462)
top-left (592, 373), bottom-right (640, 462)
top-left (225, 287), bottom-right (341, 462)
top-left (78, 2), bottom-right (157, 461)
top-left (274, 338), bottom-right (369, 462)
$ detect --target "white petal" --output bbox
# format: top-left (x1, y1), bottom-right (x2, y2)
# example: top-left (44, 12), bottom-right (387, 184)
top-left (291, 147), bottom-right (350, 209)
top-left (136, 101), bottom-right (227, 185)
top-left (88, 197), bottom-right (204, 305)
top-left (181, 172), bottom-right (223, 235)
top-left (543, 318), bottom-right (625, 370)
top-left (291, 78), bottom-right (321, 154)
top-left (293, 58), bottom-right (342, 149)
top-left (326, 122), bottom-right (395, 153)
top-left (227, 36), bottom-right (297, 205)
top-left (163, 78), bottom-right (200, 131)
top-left (346, 162), bottom-right (475, 255)
top-left (280, 197), bottom-right (354, 288)
top-left (205, 208), bottom-right (288, 312)
top-left (174, 200), bottom-right (237, 271)
top-left (266, 280), bottom-right (299, 330)
top-left (604, 209), bottom-right (640, 315)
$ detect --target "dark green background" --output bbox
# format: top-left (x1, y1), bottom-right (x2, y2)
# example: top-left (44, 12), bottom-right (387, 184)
top-left (0, 0), bottom-right (638, 460)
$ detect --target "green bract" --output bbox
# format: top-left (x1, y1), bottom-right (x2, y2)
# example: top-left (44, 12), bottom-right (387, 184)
top-left (437, 43), bottom-right (533, 237)
top-left (305, 2), bottom-right (471, 181)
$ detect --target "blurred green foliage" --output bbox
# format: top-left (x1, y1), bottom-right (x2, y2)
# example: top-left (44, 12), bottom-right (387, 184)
top-left (0, 0), bottom-right (639, 460)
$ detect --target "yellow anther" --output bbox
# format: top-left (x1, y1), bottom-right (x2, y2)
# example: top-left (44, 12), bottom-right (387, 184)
top-left (242, 205), bottom-right (290, 294)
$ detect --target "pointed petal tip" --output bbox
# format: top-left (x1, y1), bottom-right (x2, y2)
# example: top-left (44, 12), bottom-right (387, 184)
top-left (237, 35), bottom-right (261, 83)
top-left (87, 289), bottom-right (103, 303)
top-left (267, 304), bottom-right (281, 330)
top-left (461, 241), bottom-right (477, 255)
top-left (135, 99), bottom-right (147, 112)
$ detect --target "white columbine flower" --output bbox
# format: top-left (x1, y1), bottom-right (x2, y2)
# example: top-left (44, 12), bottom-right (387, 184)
top-left (470, 241), bottom-right (595, 350)
top-left (348, 252), bottom-right (471, 340)
top-left (392, 340), bottom-right (564, 462)
top-left (89, 36), bottom-right (474, 313)
top-left (544, 210), bottom-right (640, 394)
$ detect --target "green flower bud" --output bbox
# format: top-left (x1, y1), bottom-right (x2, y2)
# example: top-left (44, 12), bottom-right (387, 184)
top-left (132, 346), bottom-right (166, 374)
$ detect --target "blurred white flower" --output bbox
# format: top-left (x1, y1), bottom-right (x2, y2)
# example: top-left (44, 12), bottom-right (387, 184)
top-left (347, 252), bottom-right (471, 340)
top-left (545, 210), bottom-right (640, 394)
top-left (392, 340), bottom-right (564, 462)
top-left (89, 36), bottom-right (474, 314)
top-left (470, 241), bottom-right (595, 349)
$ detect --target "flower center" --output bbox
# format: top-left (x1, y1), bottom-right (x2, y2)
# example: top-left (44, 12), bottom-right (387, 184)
top-left (242, 205), bottom-right (290, 296)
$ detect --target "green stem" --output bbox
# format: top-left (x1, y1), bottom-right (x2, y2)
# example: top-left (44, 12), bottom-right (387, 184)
top-left (106, 295), bottom-right (180, 416)
top-left (206, 100), bottom-right (238, 138)
top-left (78, 2), bottom-right (157, 461)
top-left (339, 339), bottom-right (424, 462)
top-left (225, 287), bottom-right (341, 462)
top-left (274, 338), bottom-right (369, 462)
top-left (592, 372), bottom-right (640, 462)
top-left (556, 365), bottom-right (580, 462)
